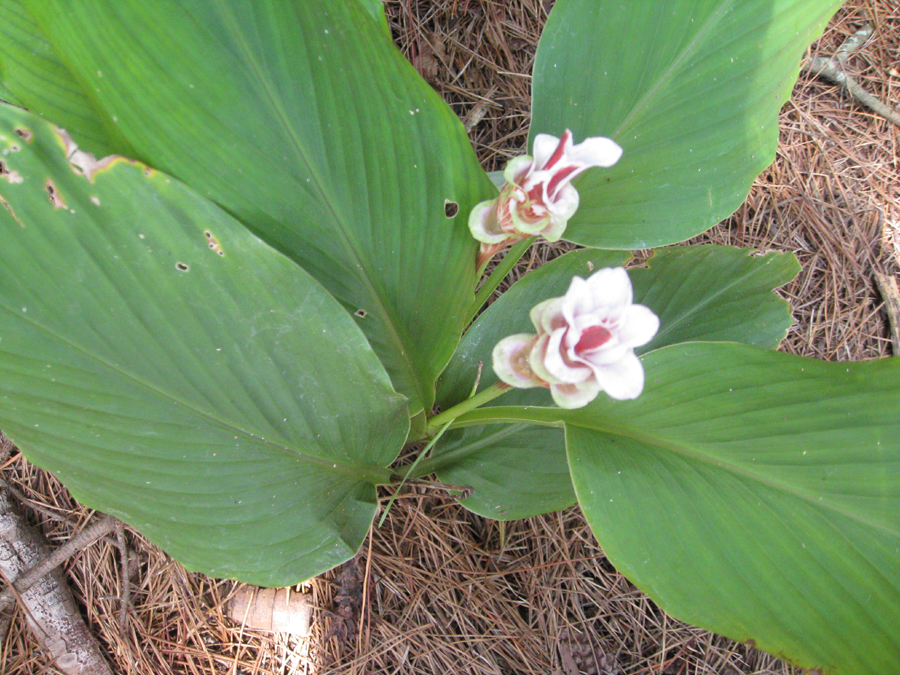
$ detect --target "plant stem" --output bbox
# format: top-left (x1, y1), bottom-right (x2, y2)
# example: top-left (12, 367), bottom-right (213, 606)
top-left (470, 237), bottom-right (535, 318)
top-left (425, 381), bottom-right (511, 437)
top-left (402, 423), bottom-right (528, 479)
top-left (378, 420), bottom-right (453, 526)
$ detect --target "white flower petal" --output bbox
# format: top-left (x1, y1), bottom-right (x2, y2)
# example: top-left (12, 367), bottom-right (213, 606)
top-left (541, 215), bottom-right (569, 243)
top-left (550, 380), bottom-right (602, 409)
top-left (528, 333), bottom-right (556, 383)
top-left (509, 204), bottom-right (552, 236)
top-left (532, 133), bottom-right (563, 168)
top-left (503, 155), bottom-right (535, 186)
top-left (530, 297), bottom-right (566, 334)
top-left (584, 267), bottom-right (632, 308)
top-left (593, 351), bottom-right (645, 400)
top-left (540, 328), bottom-right (591, 383)
top-left (492, 334), bottom-right (544, 388)
top-left (617, 304), bottom-right (660, 348)
top-left (562, 275), bottom-right (594, 324)
top-left (522, 167), bottom-right (554, 192)
top-left (567, 136), bottom-right (623, 168)
top-left (543, 183), bottom-right (580, 220)
top-left (579, 342), bottom-right (630, 367)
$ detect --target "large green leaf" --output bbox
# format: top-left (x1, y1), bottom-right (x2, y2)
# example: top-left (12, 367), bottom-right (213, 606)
top-left (429, 424), bottom-right (574, 520)
top-left (631, 245), bottom-right (798, 353)
top-left (354, 0), bottom-right (391, 34)
top-left (0, 105), bottom-right (407, 586)
top-left (16, 0), bottom-right (494, 420)
top-left (452, 343), bottom-right (900, 674)
top-left (0, 0), bottom-right (126, 156)
top-left (531, 0), bottom-right (843, 249)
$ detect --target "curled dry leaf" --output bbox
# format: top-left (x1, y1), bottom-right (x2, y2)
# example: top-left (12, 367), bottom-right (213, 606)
top-left (225, 586), bottom-right (312, 636)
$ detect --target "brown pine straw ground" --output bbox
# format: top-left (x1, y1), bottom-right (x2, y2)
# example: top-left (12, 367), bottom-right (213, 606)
top-left (2, 1), bottom-right (898, 673)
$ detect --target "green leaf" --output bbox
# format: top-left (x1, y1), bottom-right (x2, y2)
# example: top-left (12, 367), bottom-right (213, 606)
top-left (354, 0), bottom-right (391, 35)
top-left (0, 0), bottom-right (126, 156)
top-left (632, 245), bottom-right (799, 354)
top-left (454, 343), bottom-right (900, 674)
top-left (431, 424), bottom-right (573, 520)
top-left (531, 0), bottom-right (843, 249)
top-left (21, 0), bottom-right (494, 418)
top-left (0, 105), bottom-right (407, 586)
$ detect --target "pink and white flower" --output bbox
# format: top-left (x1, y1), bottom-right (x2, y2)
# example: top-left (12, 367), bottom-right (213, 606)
top-left (469, 130), bottom-right (622, 265)
top-left (492, 267), bottom-right (659, 409)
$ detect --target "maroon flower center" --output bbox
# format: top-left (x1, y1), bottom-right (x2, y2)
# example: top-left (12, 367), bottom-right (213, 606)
top-left (575, 325), bottom-right (612, 353)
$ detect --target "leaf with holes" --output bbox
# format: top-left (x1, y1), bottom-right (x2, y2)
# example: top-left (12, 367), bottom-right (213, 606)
top-left (5, 0), bottom-right (495, 428)
top-left (0, 104), bottom-right (407, 586)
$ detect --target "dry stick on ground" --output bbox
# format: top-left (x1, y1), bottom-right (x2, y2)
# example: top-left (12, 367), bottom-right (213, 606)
top-left (114, 520), bottom-right (132, 635)
top-left (0, 511), bottom-right (118, 608)
top-left (874, 272), bottom-right (900, 354)
top-left (801, 24), bottom-right (900, 127)
top-left (0, 433), bottom-right (115, 675)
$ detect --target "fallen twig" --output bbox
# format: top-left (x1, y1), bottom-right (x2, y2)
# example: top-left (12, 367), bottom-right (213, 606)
top-left (802, 24), bottom-right (900, 127)
top-left (115, 520), bottom-right (131, 635)
top-left (0, 512), bottom-right (118, 607)
top-left (1, 431), bottom-right (115, 674)
top-left (0, 484), bottom-right (114, 674)
top-left (874, 272), bottom-right (900, 355)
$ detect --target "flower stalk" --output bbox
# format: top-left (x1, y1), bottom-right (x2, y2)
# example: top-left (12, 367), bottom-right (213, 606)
top-left (424, 381), bottom-right (512, 437)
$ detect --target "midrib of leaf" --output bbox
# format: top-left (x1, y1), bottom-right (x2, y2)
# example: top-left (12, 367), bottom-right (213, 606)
top-left (609, 0), bottom-right (736, 138)
top-left (430, 423), bottom-right (530, 470)
top-left (642, 254), bottom-right (786, 349)
top-left (208, 0), bottom-right (427, 414)
top-left (0, 303), bottom-right (393, 485)
top-left (445, 405), bottom-right (899, 539)
top-left (573, 420), bottom-right (899, 539)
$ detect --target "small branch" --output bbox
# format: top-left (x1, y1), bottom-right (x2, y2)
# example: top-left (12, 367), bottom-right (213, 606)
top-left (0, 513), bottom-right (118, 606)
top-left (0, 474), bottom-right (115, 674)
top-left (802, 25), bottom-right (900, 128)
top-left (874, 272), bottom-right (900, 355)
top-left (115, 521), bottom-right (131, 635)
top-left (835, 24), bottom-right (872, 63)
top-left (0, 477), bottom-right (72, 523)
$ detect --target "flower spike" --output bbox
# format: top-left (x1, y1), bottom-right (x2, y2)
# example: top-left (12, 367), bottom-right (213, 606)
top-left (492, 268), bottom-right (658, 409)
top-left (470, 130), bottom-right (622, 267)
